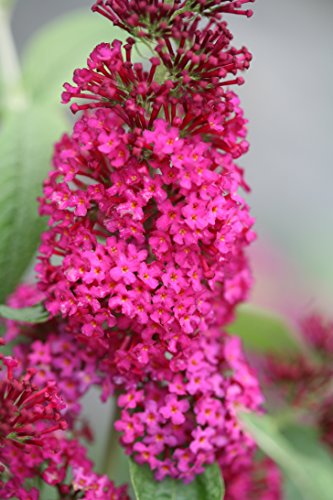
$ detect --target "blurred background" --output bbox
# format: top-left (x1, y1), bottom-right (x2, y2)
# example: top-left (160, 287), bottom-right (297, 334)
top-left (7, 0), bottom-right (333, 475)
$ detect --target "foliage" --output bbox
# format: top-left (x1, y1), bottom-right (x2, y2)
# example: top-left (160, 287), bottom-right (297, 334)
top-left (240, 412), bottom-right (333, 500)
top-left (0, 105), bottom-right (65, 302)
top-left (227, 304), bottom-right (301, 354)
top-left (129, 460), bottom-right (224, 500)
top-left (0, 302), bottom-right (49, 323)
top-left (0, 9), bottom-right (125, 302)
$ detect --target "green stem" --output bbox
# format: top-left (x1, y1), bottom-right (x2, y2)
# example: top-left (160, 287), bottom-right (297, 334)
top-left (102, 405), bottom-right (121, 476)
top-left (102, 405), bottom-right (130, 486)
top-left (0, 1), bottom-right (28, 113)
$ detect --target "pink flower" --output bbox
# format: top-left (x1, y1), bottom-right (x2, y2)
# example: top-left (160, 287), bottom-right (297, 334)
top-left (144, 120), bottom-right (182, 156)
top-left (115, 412), bottom-right (144, 444)
top-left (97, 130), bottom-right (120, 154)
top-left (110, 253), bottom-right (138, 284)
top-left (160, 395), bottom-right (190, 425)
top-left (195, 398), bottom-right (224, 426)
top-left (190, 427), bottom-right (215, 454)
top-left (138, 263), bottom-right (160, 290)
top-left (133, 442), bottom-right (159, 468)
top-left (108, 285), bottom-right (134, 316)
top-left (161, 265), bottom-right (185, 294)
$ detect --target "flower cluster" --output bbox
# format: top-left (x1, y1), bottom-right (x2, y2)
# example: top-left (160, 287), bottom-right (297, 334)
top-left (63, 2), bottom-right (252, 151)
top-left (0, 340), bottom-right (128, 499)
top-left (37, 1), bottom-right (255, 412)
top-left (92, 0), bottom-right (255, 39)
top-left (0, 349), bottom-right (66, 451)
top-left (31, 0), bottom-right (263, 485)
top-left (37, 108), bottom-right (254, 351)
top-left (115, 330), bottom-right (262, 482)
top-left (301, 314), bottom-right (333, 356)
top-left (89, 0), bottom-right (253, 112)
top-left (13, 327), bottom-right (101, 418)
top-left (4, 284), bottom-right (105, 418)
top-left (224, 457), bottom-right (282, 500)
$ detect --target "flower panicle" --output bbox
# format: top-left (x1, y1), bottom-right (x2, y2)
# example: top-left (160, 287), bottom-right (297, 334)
top-left (32, 0), bottom-right (262, 486)
top-left (91, 1), bottom-right (255, 39)
top-left (0, 353), bottom-right (67, 449)
top-left (63, 0), bottom-right (254, 131)
top-left (0, 340), bottom-right (128, 499)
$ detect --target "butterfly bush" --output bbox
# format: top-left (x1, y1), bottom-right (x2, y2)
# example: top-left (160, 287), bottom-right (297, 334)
top-left (0, 339), bottom-right (128, 499)
top-left (1, 0), bottom-right (270, 497)
top-left (33, 0), bottom-right (263, 484)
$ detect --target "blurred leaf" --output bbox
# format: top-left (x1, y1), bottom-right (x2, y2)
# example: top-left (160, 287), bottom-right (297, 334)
top-left (38, 484), bottom-right (57, 500)
top-left (129, 460), bottom-right (224, 500)
top-left (284, 478), bottom-right (303, 500)
top-left (21, 10), bottom-right (128, 102)
top-left (227, 305), bottom-right (300, 354)
top-left (240, 412), bottom-right (333, 500)
top-left (0, 105), bottom-right (66, 302)
top-left (0, 342), bottom-right (12, 356)
top-left (0, 303), bottom-right (49, 323)
top-left (281, 424), bottom-right (333, 500)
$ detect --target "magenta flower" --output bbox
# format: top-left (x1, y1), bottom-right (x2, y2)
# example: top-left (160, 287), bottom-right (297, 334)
top-left (115, 328), bottom-right (263, 481)
top-left (110, 253), bottom-right (138, 284)
top-left (190, 427), bottom-right (215, 454)
top-left (118, 390), bottom-right (144, 410)
top-left (0, 352), bottom-right (66, 498)
top-left (114, 412), bottom-right (144, 444)
top-left (160, 395), bottom-right (190, 425)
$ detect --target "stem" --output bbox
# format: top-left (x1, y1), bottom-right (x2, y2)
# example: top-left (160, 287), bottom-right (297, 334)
top-left (102, 404), bottom-right (121, 476)
top-left (102, 404), bottom-right (130, 487)
top-left (0, 1), bottom-right (28, 113)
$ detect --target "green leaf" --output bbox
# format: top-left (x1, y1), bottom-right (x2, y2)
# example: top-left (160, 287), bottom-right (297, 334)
top-left (22, 10), bottom-right (128, 102)
top-left (281, 425), bottom-right (333, 500)
top-left (37, 484), bottom-right (57, 500)
top-left (129, 460), bottom-right (224, 500)
top-left (0, 303), bottom-right (49, 323)
top-left (227, 305), bottom-right (301, 354)
top-left (0, 105), bottom-right (66, 302)
top-left (240, 412), bottom-right (333, 500)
